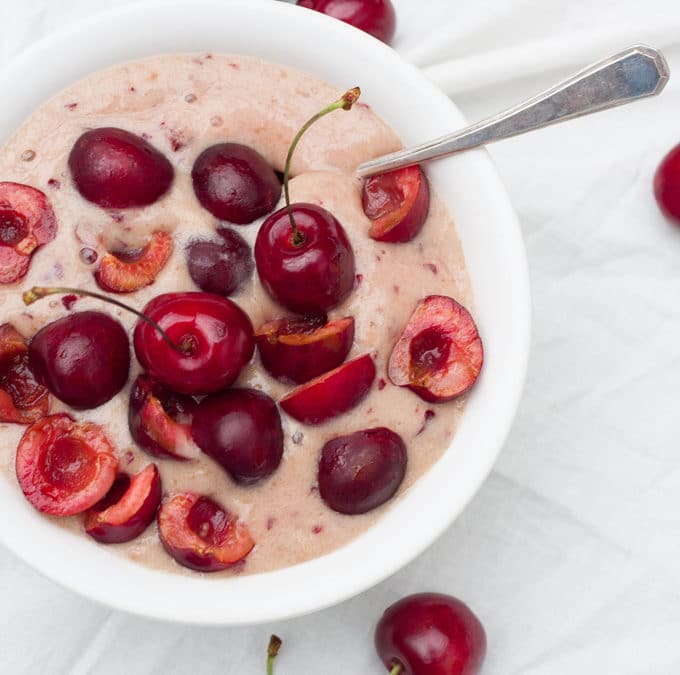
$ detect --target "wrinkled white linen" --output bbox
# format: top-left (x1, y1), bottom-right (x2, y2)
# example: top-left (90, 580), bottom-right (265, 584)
top-left (2, 1), bottom-right (680, 673)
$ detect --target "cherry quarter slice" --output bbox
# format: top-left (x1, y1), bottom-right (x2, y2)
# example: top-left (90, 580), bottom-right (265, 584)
top-left (16, 413), bottom-right (118, 516)
top-left (85, 464), bottom-right (161, 544)
top-left (95, 231), bottom-right (173, 293)
top-left (362, 165), bottom-right (429, 243)
top-left (0, 182), bottom-right (57, 284)
top-left (388, 295), bottom-right (483, 403)
top-left (158, 493), bottom-right (254, 572)
top-left (280, 353), bottom-right (376, 424)
top-left (255, 315), bottom-right (354, 384)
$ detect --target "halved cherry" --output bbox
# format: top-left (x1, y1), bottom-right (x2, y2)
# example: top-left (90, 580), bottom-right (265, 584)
top-left (280, 353), bottom-right (376, 424)
top-left (362, 165), bottom-right (430, 243)
top-left (84, 464), bottom-right (161, 543)
top-left (95, 231), bottom-right (173, 293)
top-left (128, 374), bottom-right (198, 460)
top-left (0, 182), bottom-right (57, 284)
top-left (255, 315), bottom-right (354, 384)
top-left (0, 323), bottom-right (49, 424)
top-left (158, 492), bottom-right (254, 571)
top-left (388, 295), bottom-right (483, 403)
top-left (15, 413), bottom-right (118, 516)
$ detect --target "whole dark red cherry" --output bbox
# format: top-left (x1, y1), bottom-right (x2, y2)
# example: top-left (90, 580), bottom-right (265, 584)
top-left (297, 0), bottom-right (396, 44)
top-left (68, 127), bottom-right (174, 208)
top-left (255, 203), bottom-right (355, 314)
top-left (318, 427), bottom-right (406, 514)
top-left (375, 593), bottom-right (486, 675)
top-left (133, 292), bottom-right (254, 395)
top-left (654, 142), bottom-right (680, 223)
top-left (29, 311), bottom-right (130, 409)
top-left (191, 388), bottom-right (284, 485)
top-left (192, 143), bottom-right (281, 224)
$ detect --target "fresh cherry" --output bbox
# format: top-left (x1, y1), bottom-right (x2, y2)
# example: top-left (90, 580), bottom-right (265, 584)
top-left (158, 492), bottom-right (254, 571)
top-left (296, 0), bottom-right (397, 44)
top-left (318, 427), bottom-right (406, 514)
top-left (84, 464), bottom-right (161, 544)
top-left (362, 166), bottom-right (430, 242)
top-left (280, 353), bottom-right (376, 424)
top-left (0, 323), bottom-right (49, 424)
top-left (0, 182), bottom-right (57, 284)
top-left (68, 127), bottom-right (174, 208)
top-left (128, 374), bottom-right (198, 460)
top-left (95, 231), bottom-right (174, 293)
top-left (255, 314), bottom-right (354, 383)
top-left (654, 142), bottom-right (680, 223)
top-left (15, 413), bottom-right (118, 516)
top-left (28, 311), bottom-right (130, 409)
top-left (191, 388), bottom-right (284, 485)
top-left (186, 227), bottom-right (253, 296)
top-left (192, 143), bottom-right (281, 224)
top-left (388, 296), bottom-right (483, 403)
top-left (375, 593), bottom-right (486, 675)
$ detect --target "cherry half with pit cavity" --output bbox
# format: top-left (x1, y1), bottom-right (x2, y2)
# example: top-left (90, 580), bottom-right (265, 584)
top-left (0, 182), bottom-right (57, 284)
top-left (388, 295), bottom-right (483, 403)
top-left (68, 127), bottom-right (174, 208)
top-left (375, 593), bottom-right (486, 675)
top-left (158, 492), bottom-right (254, 571)
top-left (84, 464), bottom-right (161, 544)
top-left (16, 413), bottom-right (118, 516)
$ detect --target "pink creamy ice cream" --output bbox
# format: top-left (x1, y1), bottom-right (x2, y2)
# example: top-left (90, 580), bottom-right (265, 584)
top-left (0, 54), bottom-right (472, 576)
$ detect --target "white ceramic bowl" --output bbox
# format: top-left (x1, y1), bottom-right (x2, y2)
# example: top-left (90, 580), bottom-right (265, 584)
top-left (0, 0), bottom-right (530, 624)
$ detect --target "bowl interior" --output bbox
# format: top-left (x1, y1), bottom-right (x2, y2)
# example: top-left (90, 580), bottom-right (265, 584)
top-left (0, 0), bottom-right (530, 624)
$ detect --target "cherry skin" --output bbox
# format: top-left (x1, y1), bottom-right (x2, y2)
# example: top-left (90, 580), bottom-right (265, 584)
top-left (375, 593), bottom-right (486, 675)
top-left (654, 142), bottom-right (680, 223)
top-left (29, 311), bottom-right (130, 410)
top-left (192, 143), bottom-right (281, 224)
top-left (318, 427), bottom-right (406, 514)
top-left (191, 388), bottom-right (284, 485)
top-left (296, 0), bottom-right (397, 44)
top-left (133, 292), bottom-right (254, 395)
top-left (255, 203), bottom-right (356, 314)
top-left (68, 127), bottom-right (174, 208)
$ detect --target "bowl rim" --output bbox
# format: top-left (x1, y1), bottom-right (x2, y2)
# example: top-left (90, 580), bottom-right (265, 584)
top-left (0, 0), bottom-right (531, 625)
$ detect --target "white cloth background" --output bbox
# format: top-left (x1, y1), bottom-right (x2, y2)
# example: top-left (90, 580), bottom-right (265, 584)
top-left (2, 0), bottom-right (680, 673)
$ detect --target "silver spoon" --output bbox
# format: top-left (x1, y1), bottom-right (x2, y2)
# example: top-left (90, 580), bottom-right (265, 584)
top-left (356, 44), bottom-right (669, 177)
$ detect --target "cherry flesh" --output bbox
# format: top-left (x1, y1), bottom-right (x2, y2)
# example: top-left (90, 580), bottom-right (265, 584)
top-left (95, 231), bottom-right (174, 293)
top-left (186, 227), bottom-right (253, 296)
top-left (84, 464), bottom-right (161, 544)
top-left (280, 353), bottom-right (376, 424)
top-left (128, 374), bottom-right (198, 460)
top-left (15, 413), bottom-right (118, 516)
top-left (654, 142), bottom-right (680, 223)
top-left (0, 323), bottom-right (49, 424)
top-left (133, 292), bottom-right (254, 395)
top-left (158, 492), bottom-right (254, 571)
top-left (255, 203), bottom-right (355, 314)
top-left (375, 593), bottom-right (486, 675)
top-left (388, 296), bottom-right (483, 403)
top-left (296, 0), bottom-right (397, 44)
top-left (29, 311), bottom-right (130, 409)
top-left (0, 182), bottom-right (57, 284)
top-left (255, 314), bottom-right (354, 384)
top-left (318, 427), bottom-right (406, 514)
top-left (68, 127), bottom-right (174, 208)
top-left (192, 143), bottom-right (281, 224)
top-left (362, 166), bottom-right (430, 242)
top-left (191, 388), bottom-right (284, 485)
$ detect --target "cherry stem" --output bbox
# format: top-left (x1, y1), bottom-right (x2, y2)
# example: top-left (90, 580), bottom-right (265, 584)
top-left (390, 665), bottom-right (403, 675)
top-left (283, 86), bottom-right (361, 247)
top-left (22, 286), bottom-right (184, 354)
top-left (267, 635), bottom-right (282, 675)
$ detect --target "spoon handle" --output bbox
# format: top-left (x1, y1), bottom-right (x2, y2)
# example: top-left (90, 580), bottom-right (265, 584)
top-left (356, 45), bottom-right (670, 177)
